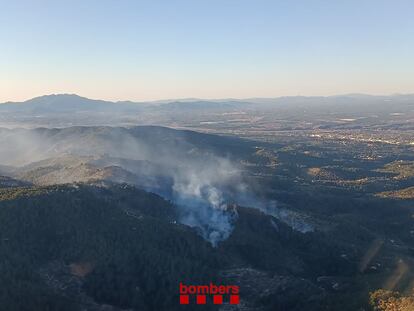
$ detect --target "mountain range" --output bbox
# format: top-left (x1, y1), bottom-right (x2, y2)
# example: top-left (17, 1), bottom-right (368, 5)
top-left (1, 93), bottom-right (413, 114)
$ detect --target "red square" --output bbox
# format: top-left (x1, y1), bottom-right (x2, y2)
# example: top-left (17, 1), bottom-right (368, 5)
top-left (180, 295), bottom-right (189, 304)
top-left (196, 295), bottom-right (206, 304)
top-left (230, 295), bottom-right (240, 304)
top-left (213, 295), bottom-right (223, 304)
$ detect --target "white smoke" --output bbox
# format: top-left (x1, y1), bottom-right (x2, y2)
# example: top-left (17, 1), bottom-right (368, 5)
top-left (169, 157), bottom-right (242, 246)
top-left (0, 126), bottom-right (250, 245)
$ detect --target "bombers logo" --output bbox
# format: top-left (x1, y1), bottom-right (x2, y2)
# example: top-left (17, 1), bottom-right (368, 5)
top-left (179, 282), bottom-right (240, 305)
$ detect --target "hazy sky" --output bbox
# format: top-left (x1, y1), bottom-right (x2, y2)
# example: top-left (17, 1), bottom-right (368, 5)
top-left (1, 0), bottom-right (413, 102)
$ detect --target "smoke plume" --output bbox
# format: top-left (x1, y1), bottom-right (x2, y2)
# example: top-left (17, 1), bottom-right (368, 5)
top-left (0, 126), bottom-right (254, 245)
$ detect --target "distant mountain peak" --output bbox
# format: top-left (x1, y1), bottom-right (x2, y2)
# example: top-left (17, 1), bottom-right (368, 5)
top-left (24, 93), bottom-right (96, 104)
top-left (0, 93), bottom-right (118, 114)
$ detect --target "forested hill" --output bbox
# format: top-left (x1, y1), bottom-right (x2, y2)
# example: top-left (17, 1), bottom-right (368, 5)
top-left (0, 183), bottom-right (357, 311)
top-left (0, 184), bottom-right (220, 311)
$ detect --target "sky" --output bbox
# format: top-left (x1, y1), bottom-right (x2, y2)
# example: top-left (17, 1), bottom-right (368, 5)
top-left (0, 0), bottom-right (413, 102)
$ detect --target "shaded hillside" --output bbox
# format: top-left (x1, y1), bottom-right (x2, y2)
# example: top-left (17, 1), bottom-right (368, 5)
top-left (0, 126), bottom-right (253, 166)
top-left (0, 183), bottom-right (373, 311)
top-left (0, 175), bottom-right (31, 188)
top-left (0, 184), bottom-right (216, 311)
